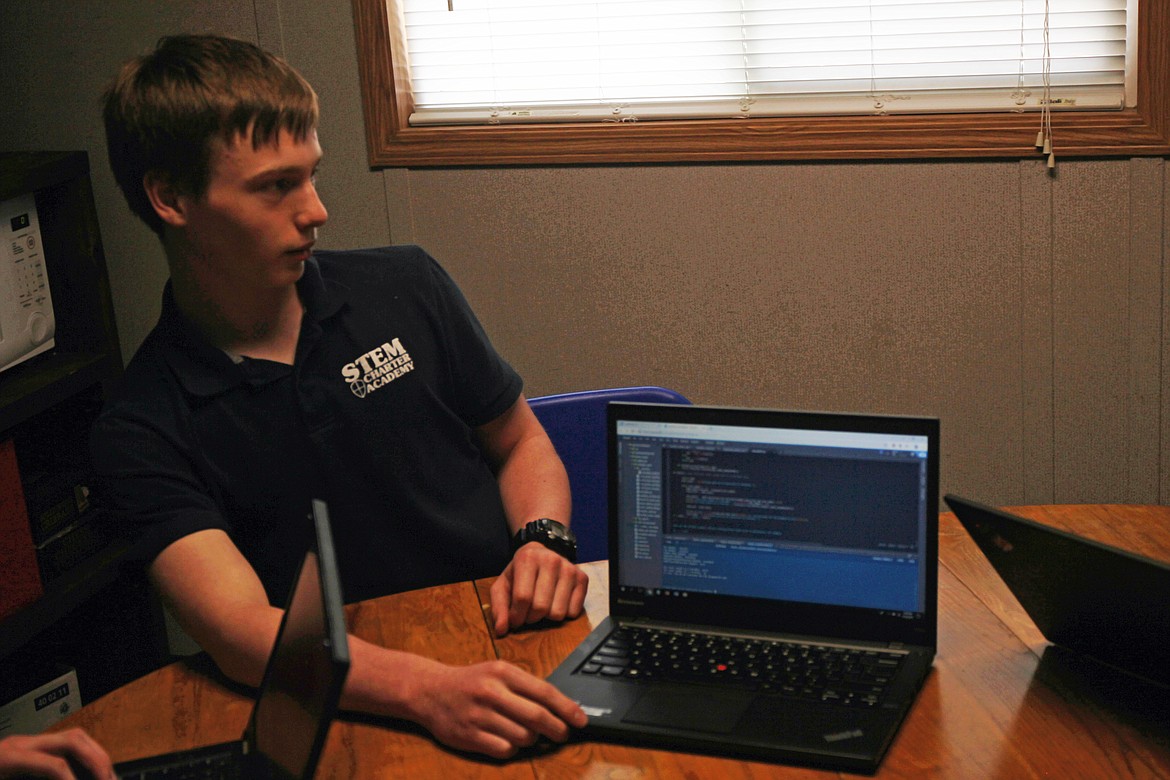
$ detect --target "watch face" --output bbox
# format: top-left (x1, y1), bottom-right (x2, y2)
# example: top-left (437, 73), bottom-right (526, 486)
top-left (532, 518), bottom-right (570, 540)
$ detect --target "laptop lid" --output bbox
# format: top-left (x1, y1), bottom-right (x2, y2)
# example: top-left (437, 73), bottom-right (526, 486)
top-left (607, 403), bottom-right (939, 650)
top-left (246, 498), bottom-right (351, 779)
top-left (944, 494), bottom-right (1170, 687)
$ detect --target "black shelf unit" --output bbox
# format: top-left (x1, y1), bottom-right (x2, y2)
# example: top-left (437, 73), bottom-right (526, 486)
top-left (0, 151), bottom-right (123, 416)
top-left (0, 151), bottom-right (167, 703)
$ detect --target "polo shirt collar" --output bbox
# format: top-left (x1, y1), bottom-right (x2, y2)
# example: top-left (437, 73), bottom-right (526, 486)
top-left (300, 254), bottom-right (348, 322)
top-left (158, 256), bottom-right (349, 397)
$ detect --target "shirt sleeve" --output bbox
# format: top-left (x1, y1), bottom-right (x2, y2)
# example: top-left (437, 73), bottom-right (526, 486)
top-left (89, 387), bottom-right (230, 569)
top-left (418, 249), bottom-right (524, 427)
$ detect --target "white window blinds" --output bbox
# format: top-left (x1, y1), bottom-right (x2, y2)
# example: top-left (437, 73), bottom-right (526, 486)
top-left (400, 0), bottom-right (1133, 126)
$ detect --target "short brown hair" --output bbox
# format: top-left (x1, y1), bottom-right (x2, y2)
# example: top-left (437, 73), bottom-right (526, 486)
top-left (103, 34), bottom-right (319, 236)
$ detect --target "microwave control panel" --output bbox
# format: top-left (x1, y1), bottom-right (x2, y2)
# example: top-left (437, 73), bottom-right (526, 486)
top-left (0, 192), bottom-right (56, 373)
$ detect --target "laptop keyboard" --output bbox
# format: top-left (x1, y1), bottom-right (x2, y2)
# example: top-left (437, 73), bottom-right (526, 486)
top-left (117, 746), bottom-right (243, 780)
top-left (577, 625), bottom-right (905, 708)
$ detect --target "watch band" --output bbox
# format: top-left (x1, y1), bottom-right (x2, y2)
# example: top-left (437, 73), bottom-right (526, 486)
top-left (513, 518), bottom-right (578, 563)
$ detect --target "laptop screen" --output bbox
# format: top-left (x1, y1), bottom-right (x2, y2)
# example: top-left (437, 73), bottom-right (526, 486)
top-left (608, 404), bottom-right (939, 646)
top-left (249, 500), bottom-right (350, 779)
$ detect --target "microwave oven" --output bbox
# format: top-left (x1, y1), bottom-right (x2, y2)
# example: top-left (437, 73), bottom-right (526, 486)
top-left (0, 192), bottom-right (56, 374)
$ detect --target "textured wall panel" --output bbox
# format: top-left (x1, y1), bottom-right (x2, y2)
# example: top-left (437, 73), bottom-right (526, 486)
top-left (1050, 162), bottom-right (1135, 502)
top-left (403, 162), bottom-right (1028, 504)
top-left (1127, 158), bottom-right (1164, 503)
top-left (1019, 160), bottom-right (1056, 504)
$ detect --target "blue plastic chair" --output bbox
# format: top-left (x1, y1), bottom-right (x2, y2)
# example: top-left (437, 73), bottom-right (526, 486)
top-left (528, 386), bottom-right (691, 562)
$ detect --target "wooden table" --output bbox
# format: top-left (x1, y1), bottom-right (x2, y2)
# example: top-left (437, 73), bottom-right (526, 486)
top-left (55, 506), bottom-right (1170, 778)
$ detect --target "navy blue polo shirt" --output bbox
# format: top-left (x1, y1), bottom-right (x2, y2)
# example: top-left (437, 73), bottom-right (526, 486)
top-left (91, 246), bottom-right (522, 605)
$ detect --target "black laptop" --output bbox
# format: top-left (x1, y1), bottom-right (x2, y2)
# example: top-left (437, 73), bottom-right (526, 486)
top-left (116, 499), bottom-right (351, 780)
top-left (549, 403), bottom-right (939, 774)
top-left (945, 494), bottom-right (1170, 688)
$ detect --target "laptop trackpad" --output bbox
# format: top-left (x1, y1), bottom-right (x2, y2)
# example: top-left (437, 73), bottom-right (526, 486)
top-left (622, 689), bottom-right (751, 734)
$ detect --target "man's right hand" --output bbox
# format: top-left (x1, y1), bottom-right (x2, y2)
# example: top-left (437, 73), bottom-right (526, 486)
top-left (0, 729), bottom-right (115, 780)
top-left (403, 658), bottom-right (587, 759)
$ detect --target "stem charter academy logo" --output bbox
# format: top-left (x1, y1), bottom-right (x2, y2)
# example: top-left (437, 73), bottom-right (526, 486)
top-left (342, 338), bottom-right (414, 398)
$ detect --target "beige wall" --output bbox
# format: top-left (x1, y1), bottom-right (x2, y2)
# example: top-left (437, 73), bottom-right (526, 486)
top-left (2, 1), bottom-right (1166, 508)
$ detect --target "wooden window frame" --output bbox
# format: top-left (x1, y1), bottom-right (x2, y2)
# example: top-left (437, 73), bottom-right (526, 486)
top-left (352, 0), bottom-right (1170, 168)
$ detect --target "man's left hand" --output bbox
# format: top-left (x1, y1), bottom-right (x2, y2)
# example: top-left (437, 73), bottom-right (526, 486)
top-left (490, 542), bottom-right (588, 636)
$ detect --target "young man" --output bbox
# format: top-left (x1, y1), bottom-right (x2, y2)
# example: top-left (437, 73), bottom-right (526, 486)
top-left (93, 34), bottom-right (588, 759)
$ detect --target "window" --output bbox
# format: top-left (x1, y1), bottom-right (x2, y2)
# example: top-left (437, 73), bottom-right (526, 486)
top-left (405, 0), bottom-right (1129, 124)
top-left (352, 0), bottom-right (1169, 166)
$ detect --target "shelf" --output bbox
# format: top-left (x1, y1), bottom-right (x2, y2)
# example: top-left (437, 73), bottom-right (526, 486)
top-left (0, 351), bottom-right (114, 436)
top-left (0, 537), bottom-right (132, 661)
top-left (0, 152), bottom-right (89, 201)
top-left (0, 151), bottom-right (152, 693)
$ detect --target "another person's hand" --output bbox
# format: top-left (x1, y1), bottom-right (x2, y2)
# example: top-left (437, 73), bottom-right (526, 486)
top-left (0, 729), bottom-right (114, 779)
top-left (490, 543), bottom-right (588, 637)
top-left (406, 658), bottom-right (587, 759)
